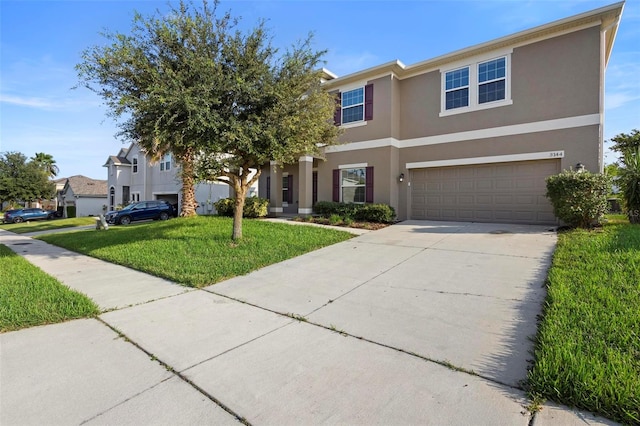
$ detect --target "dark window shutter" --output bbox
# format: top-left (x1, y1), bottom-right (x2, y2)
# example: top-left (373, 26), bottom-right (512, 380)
top-left (287, 175), bottom-right (293, 204)
top-left (364, 84), bottom-right (374, 121)
top-left (312, 171), bottom-right (318, 205)
top-left (266, 176), bottom-right (270, 200)
top-left (365, 166), bottom-right (374, 203)
top-left (333, 93), bottom-right (342, 126)
top-left (332, 169), bottom-right (340, 202)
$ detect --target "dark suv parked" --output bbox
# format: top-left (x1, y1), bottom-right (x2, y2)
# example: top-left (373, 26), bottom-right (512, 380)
top-left (105, 200), bottom-right (175, 225)
top-left (2, 208), bottom-right (56, 224)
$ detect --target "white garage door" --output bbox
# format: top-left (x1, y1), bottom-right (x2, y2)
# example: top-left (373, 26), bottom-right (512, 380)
top-left (410, 159), bottom-right (559, 224)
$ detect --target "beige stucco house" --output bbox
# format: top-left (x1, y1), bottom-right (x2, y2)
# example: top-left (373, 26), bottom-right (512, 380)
top-left (260, 2), bottom-right (624, 225)
top-left (104, 143), bottom-right (231, 214)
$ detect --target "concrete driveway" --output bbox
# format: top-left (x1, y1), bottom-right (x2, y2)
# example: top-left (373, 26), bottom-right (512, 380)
top-left (209, 220), bottom-right (557, 387)
top-left (6, 221), bottom-right (614, 425)
top-left (93, 220), bottom-right (560, 424)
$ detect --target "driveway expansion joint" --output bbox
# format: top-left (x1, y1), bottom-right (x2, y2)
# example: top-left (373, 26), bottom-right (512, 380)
top-left (204, 287), bottom-right (527, 393)
top-left (94, 316), bottom-right (252, 426)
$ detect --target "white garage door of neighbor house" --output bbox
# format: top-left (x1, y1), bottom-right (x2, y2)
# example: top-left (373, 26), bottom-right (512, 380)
top-left (410, 159), bottom-right (560, 225)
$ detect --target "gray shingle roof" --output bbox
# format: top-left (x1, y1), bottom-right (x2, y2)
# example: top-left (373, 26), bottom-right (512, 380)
top-left (65, 175), bottom-right (108, 197)
top-left (105, 155), bottom-right (131, 166)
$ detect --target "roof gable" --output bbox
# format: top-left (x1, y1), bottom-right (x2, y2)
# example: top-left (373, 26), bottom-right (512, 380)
top-left (63, 175), bottom-right (108, 197)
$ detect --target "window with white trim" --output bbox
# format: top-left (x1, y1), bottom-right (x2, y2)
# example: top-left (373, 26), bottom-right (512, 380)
top-left (478, 57), bottom-right (506, 104)
top-left (445, 67), bottom-right (469, 110)
top-left (160, 154), bottom-right (171, 171)
top-left (342, 87), bottom-right (364, 124)
top-left (341, 168), bottom-right (366, 203)
top-left (131, 192), bottom-right (140, 202)
top-left (441, 55), bottom-right (510, 115)
top-left (132, 157), bottom-right (138, 173)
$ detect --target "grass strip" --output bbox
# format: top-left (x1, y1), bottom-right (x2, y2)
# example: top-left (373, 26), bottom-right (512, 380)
top-left (528, 219), bottom-right (640, 424)
top-left (38, 216), bottom-right (352, 288)
top-left (0, 217), bottom-right (96, 234)
top-left (0, 245), bottom-right (99, 332)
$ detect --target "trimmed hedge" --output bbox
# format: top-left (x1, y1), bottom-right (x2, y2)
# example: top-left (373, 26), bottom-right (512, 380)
top-left (214, 197), bottom-right (269, 218)
top-left (546, 170), bottom-right (611, 228)
top-left (65, 206), bottom-right (77, 218)
top-left (313, 201), bottom-right (395, 223)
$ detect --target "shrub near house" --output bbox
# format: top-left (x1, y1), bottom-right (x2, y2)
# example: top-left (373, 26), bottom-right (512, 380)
top-left (546, 170), bottom-right (610, 228)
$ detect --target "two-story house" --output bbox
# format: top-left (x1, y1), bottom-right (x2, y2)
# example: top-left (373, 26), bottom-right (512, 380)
top-left (104, 143), bottom-right (230, 215)
top-left (259, 2), bottom-right (623, 225)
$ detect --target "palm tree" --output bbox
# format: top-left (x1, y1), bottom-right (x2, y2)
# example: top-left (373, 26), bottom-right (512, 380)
top-left (619, 147), bottom-right (640, 224)
top-left (31, 152), bottom-right (59, 178)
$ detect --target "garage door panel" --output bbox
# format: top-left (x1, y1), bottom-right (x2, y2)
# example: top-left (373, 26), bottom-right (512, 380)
top-left (495, 179), bottom-right (513, 190)
top-left (494, 195), bottom-right (514, 204)
top-left (475, 180), bottom-right (492, 190)
top-left (410, 159), bottom-right (559, 225)
top-left (477, 195), bottom-right (493, 204)
top-left (458, 180), bottom-right (474, 191)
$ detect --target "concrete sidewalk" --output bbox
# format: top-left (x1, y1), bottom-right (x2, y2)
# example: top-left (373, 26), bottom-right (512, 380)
top-left (0, 224), bottom-right (620, 425)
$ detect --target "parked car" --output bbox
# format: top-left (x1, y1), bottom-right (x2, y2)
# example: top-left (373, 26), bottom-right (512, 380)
top-left (105, 200), bottom-right (175, 225)
top-left (2, 208), bottom-right (56, 224)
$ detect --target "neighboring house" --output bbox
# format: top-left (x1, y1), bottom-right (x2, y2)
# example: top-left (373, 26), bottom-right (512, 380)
top-left (104, 143), bottom-right (231, 215)
top-left (60, 175), bottom-right (108, 217)
top-left (259, 2), bottom-right (623, 225)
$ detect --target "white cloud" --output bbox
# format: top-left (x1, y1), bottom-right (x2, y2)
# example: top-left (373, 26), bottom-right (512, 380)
top-left (605, 92), bottom-right (640, 110)
top-left (324, 51), bottom-right (379, 77)
top-left (0, 94), bottom-right (55, 109)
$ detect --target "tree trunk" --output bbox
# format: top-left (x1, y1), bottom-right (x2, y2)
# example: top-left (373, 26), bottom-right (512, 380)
top-left (179, 151), bottom-right (198, 217)
top-left (232, 185), bottom-right (247, 241)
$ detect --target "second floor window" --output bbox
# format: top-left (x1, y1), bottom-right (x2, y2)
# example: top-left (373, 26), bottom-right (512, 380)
top-left (132, 157), bottom-right (138, 173)
top-left (445, 67), bottom-right (470, 110)
top-left (441, 54), bottom-right (510, 115)
top-left (342, 87), bottom-right (364, 124)
top-left (478, 57), bottom-right (506, 104)
top-left (160, 154), bottom-right (171, 171)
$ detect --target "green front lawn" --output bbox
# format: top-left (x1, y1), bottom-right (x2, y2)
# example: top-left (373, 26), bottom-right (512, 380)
top-left (0, 245), bottom-right (99, 332)
top-left (0, 217), bottom-right (96, 234)
top-left (38, 216), bottom-right (352, 287)
top-left (528, 217), bottom-right (640, 424)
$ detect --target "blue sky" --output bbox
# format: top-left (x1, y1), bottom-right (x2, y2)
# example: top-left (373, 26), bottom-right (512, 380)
top-left (1, 0), bottom-right (638, 180)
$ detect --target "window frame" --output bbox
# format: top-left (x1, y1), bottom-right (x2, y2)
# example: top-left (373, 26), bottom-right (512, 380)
top-left (440, 51), bottom-right (512, 117)
top-left (444, 66), bottom-right (470, 111)
top-left (341, 87), bottom-right (365, 125)
top-left (132, 157), bottom-right (138, 174)
top-left (159, 154), bottom-right (171, 172)
top-left (340, 166), bottom-right (367, 204)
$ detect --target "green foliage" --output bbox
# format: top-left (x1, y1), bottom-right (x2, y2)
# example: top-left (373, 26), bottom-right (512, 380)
top-left (609, 129), bottom-right (640, 155)
top-left (0, 217), bottom-right (96, 234)
top-left (38, 216), bottom-right (352, 288)
top-left (329, 214), bottom-right (342, 225)
top-left (545, 170), bottom-right (611, 228)
top-left (0, 151), bottom-right (55, 205)
top-left (76, 0), bottom-right (341, 238)
top-left (353, 204), bottom-right (396, 223)
top-left (604, 162), bottom-right (621, 178)
top-left (31, 152), bottom-right (59, 178)
top-left (313, 201), bottom-right (396, 223)
top-left (0, 245), bottom-right (99, 332)
top-left (528, 220), bottom-right (640, 424)
top-left (213, 198), bottom-right (234, 217)
top-left (214, 197), bottom-right (269, 218)
top-left (243, 197), bottom-right (269, 218)
top-left (618, 147), bottom-right (640, 224)
top-left (66, 206), bottom-right (77, 219)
